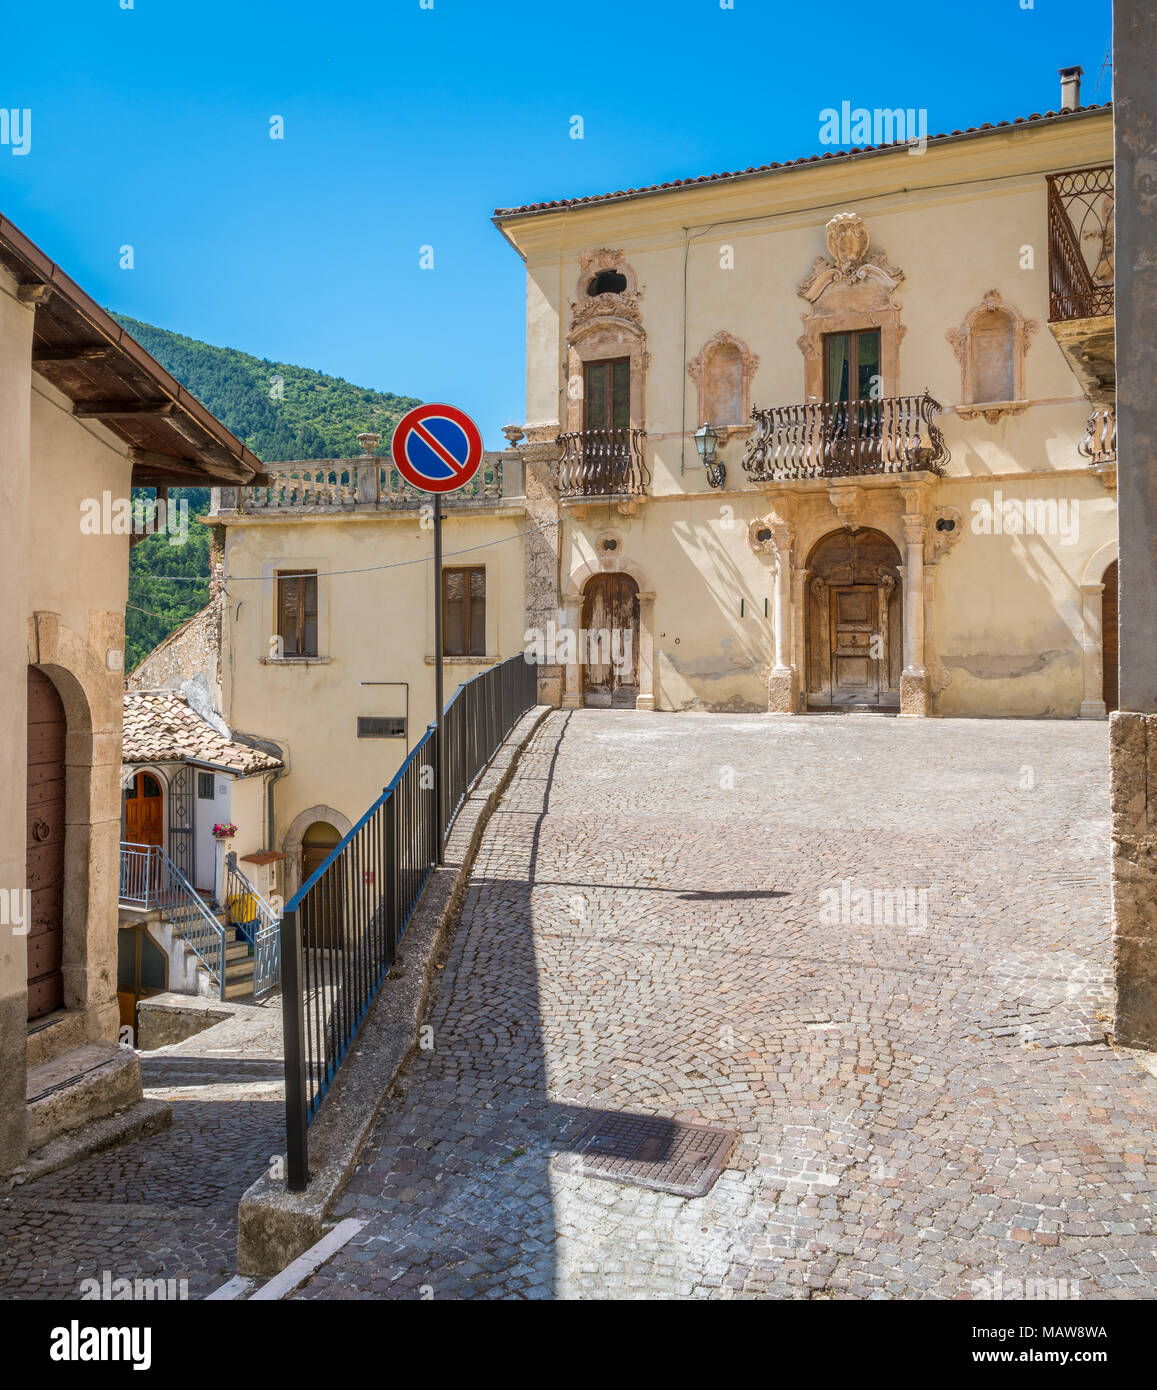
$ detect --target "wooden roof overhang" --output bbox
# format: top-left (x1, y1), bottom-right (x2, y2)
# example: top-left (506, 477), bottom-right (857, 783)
top-left (0, 214), bottom-right (264, 488)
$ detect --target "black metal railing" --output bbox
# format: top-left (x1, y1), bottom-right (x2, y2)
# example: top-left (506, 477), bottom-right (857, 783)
top-left (1046, 166), bottom-right (1114, 322)
top-left (556, 427), bottom-right (649, 497)
top-left (741, 392), bottom-right (949, 481)
top-left (280, 653), bottom-right (537, 1189)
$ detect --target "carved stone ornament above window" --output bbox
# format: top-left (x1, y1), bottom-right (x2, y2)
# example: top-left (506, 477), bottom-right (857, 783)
top-left (796, 212), bottom-right (906, 402)
top-left (570, 248), bottom-right (644, 329)
top-left (946, 290), bottom-right (1038, 423)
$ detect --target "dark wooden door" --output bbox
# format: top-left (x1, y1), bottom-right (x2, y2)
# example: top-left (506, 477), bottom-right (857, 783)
top-left (581, 574), bottom-right (639, 708)
top-left (829, 585), bottom-right (880, 707)
top-left (124, 772), bottom-right (164, 848)
top-left (1102, 560), bottom-right (1118, 714)
top-left (27, 667), bottom-right (65, 1020)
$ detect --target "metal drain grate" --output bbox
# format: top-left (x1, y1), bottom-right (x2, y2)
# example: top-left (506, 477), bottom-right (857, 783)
top-left (554, 1112), bottom-right (737, 1197)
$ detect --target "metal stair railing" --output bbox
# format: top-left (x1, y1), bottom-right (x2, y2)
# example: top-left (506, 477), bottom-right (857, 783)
top-left (223, 852), bottom-right (281, 1000)
top-left (134, 842), bottom-right (228, 998)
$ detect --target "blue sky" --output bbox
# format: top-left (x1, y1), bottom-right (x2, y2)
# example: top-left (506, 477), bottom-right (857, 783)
top-left (0, 0), bottom-right (1111, 451)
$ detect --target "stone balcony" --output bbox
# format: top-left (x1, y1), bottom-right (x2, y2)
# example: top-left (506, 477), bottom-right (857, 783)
top-left (210, 451), bottom-right (519, 517)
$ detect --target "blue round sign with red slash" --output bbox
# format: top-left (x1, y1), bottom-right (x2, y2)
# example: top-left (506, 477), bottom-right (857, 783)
top-left (391, 403), bottom-right (484, 494)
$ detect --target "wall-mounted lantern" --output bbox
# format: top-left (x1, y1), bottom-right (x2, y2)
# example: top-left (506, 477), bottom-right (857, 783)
top-left (695, 422), bottom-right (724, 489)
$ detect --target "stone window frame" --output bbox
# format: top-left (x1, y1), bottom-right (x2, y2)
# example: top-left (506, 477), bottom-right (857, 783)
top-left (565, 249), bottom-right (649, 434)
top-left (796, 212), bottom-right (906, 403)
top-left (946, 290), bottom-right (1038, 423)
top-left (687, 330), bottom-right (760, 442)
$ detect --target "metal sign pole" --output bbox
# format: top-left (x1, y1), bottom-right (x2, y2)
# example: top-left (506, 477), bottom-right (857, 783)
top-left (433, 491), bottom-right (445, 865)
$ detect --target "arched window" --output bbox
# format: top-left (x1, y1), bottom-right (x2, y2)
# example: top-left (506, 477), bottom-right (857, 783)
top-left (587, 269), bottom-right (627, 296)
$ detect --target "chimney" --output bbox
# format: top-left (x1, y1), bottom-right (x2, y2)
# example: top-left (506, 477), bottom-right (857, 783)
top-left (1059, 65), bottom-right (1083, 112)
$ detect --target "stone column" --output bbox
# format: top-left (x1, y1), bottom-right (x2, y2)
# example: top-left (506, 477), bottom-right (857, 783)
top-left (519, 426), bottom-right (563, 707)
top-left (560, 596), bottom-right (583, 709)
top-left (899, 514), bottom-right (928, 717)
top-left (1079, 582), bottom-right (1107, 719)
top-left (766, 521), bottom-right (798, 714)
top-left (1111, 0), bottom-right (1157, 1048)
top-left (636, 592), bottom-right (656, 711)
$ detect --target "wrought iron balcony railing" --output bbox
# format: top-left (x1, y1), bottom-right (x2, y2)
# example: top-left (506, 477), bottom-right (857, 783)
top-left (741, 393), bottom-right (948, 482)
top-left (1046, 166), bottom-right (1114, 322)
top-left (556, 427), bottom-right (649, 498)
top-left (1079, 406), bottom-right (1116, 465)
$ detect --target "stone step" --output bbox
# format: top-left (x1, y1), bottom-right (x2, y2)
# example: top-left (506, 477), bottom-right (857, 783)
top-left (26, 1041), bottom-right (148, 1152)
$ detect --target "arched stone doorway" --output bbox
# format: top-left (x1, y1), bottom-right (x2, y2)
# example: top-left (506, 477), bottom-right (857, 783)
top-left (26, 667), bottom-right (66, 1020)
top-left (1102, 559), bottom-right (1118, 714)
top-left (805, 528), bottom-right (902, 710)
top-left (282, 803), bottom-right (353, 899)
top-left (301, 820), bottom-right (343, 950)
top-left (581, 572), bottom-right (640, 707)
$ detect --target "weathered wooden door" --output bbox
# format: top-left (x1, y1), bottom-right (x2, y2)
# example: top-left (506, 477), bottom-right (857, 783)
top-left (27, 668), bottom-right (65, 1020)
top-left (581, 574), bottom-right (639, 708)
top-left (1102, 560), bottom-right (1118, 713)
top-left (124, 772), bottom-right (164, 848)
top-left (829, 585), bottom-right (880, 707)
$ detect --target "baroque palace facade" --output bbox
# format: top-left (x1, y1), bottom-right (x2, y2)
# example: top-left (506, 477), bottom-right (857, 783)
top-left (495, 78), bottom-right (1116, 720)
top-left (137, 78), bottom-right (1116, 906)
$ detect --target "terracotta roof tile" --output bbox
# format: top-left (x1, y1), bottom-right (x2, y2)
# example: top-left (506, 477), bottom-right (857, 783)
top-left (123, 692), bottom-right (282, 775)
top-left (493, 104), bottom-right (1111, 218)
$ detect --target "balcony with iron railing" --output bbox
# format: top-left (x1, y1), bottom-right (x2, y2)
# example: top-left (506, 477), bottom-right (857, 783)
top-left (741, 393), bottom-right (948, 483)
top-left (1046, 165), bottom-right (1115, 403)
top-left (555, 427), bottom-right (650, 499)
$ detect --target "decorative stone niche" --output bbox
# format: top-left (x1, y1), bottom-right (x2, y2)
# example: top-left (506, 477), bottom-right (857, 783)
top-left (566, 248), bottom-right (649, 433)
top-left (687, 331), bottom-right (759, 442)
top-left (797, 212), bottom-right (906, 400)
top-left (946, 290), bottom-right (1038, 423)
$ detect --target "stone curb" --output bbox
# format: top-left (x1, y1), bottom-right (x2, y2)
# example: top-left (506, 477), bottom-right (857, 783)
top-left (236, 704), bottom-right (553, 1277)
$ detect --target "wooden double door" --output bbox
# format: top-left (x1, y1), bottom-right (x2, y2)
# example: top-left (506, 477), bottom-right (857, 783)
top-left (581, 573), bottom-right (639, 708)
top-left (806, 529), bottom-right (901, 710)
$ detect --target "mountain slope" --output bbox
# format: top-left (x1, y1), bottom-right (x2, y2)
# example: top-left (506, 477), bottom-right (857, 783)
top-left (118, 315), bottom-right (420, 671)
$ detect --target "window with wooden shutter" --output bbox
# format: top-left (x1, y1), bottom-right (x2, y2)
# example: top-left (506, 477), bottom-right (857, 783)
top-left (442, 566), bottom-right (486, 657)
top-left (276, 571), bottom-right (319, 657)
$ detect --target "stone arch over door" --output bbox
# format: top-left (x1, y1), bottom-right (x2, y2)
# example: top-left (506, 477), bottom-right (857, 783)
top-left (563, 553), bottom-right (656, 710)
top-left (1079, 541), bottom-right (1118, 719)
top-left (805, 528), bottom-right (902, 709)
top-left (283, 804), bottom-right (352, 898)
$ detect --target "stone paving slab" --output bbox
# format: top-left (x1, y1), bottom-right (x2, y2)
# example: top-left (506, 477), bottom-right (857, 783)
top-left (290, 711), bottom-right (1157, 1300)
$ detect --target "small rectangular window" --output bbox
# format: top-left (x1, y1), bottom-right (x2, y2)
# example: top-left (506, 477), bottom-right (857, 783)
top-left (357, 717), bottom-right (406, 738)
top-left (442, 566), bottom-right (486, 657)
top-left (197, 772), bottom-right (215, 800)
top-left (276, 571), bottom-right (319, 657)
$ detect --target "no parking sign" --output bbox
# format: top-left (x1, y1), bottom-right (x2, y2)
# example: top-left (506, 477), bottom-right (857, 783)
top-left (391, 403), bottom-right (484, 495)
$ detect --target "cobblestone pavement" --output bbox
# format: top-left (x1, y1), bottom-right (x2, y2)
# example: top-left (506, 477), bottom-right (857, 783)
top-left (0, 1057), bottom-right (282, 1299)
top-left (296, 710), bottom-right (1157, 1300)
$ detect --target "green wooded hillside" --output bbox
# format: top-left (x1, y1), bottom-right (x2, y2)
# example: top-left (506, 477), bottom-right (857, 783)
top-left (117, 315), bottom-right (419, 672)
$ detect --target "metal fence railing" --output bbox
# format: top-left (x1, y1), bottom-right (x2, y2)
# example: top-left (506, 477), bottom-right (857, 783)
top-left (280, 653), bottom-right (537, 1189)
